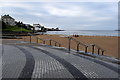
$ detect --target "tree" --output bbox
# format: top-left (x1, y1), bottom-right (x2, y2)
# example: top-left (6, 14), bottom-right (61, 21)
top-left (41, 26), bottom-right (47, 32)
top-left (27, 25), bottom-right (33, 30)
top-left (16, 21), bottom-right (28, 29)
top-left (56, 27), bottom-right (59, 30)
top-left (2, 21), bottom-right (7, 29)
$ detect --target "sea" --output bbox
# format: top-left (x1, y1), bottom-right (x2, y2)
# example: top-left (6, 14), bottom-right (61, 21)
top-left (43, 30), bottom-right (120, 36)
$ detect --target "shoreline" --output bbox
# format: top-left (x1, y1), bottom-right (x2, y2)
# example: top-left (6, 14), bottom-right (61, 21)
top-left (40, 33), bottom-right (120, 38)
top-left (45, 30), bottom-right (119, 37)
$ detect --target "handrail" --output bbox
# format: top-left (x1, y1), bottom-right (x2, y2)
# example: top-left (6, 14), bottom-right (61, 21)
top-left (20, 34), bottom-right (105, 55)
top-left (20, 35), bottom-right (61, 47)
top-left (37, 38), bottom-right (61, 47)
top-left (70, 37), bottom-right (86, 46)
top-left (67, 37), bottom-right (105, 55)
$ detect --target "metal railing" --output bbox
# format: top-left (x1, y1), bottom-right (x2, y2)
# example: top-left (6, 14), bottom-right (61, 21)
top-left (21, 35), bottom-right (61, 47)
top-left (67, 36), bottom-right (105, 55)
top-left (37, 38), bottom-right (61, 47)
top-left (19, 35), bottom-right (105, 55)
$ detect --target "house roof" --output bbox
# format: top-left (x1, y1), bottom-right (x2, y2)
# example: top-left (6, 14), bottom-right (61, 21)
top-left (2, 15), bottom-right (15, 20)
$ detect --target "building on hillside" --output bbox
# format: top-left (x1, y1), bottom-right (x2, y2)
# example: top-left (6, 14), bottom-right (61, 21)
top-left (1, 15), bottom-right (16, 26)
top-left (25, 24), bottom-right (31, 29)
top-left (33, 24), bottom-right (42, 30)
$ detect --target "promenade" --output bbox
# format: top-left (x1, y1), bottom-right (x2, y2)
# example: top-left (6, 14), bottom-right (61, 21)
top-left (1, 39), bottom-right (120, 79)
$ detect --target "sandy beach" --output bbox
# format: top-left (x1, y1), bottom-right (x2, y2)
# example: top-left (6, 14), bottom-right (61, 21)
top-left (20, 34), bottom-right (119, 59)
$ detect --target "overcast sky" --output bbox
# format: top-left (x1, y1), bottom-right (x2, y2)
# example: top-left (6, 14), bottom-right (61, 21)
top-left (0, 1), bottom-right (118, 30)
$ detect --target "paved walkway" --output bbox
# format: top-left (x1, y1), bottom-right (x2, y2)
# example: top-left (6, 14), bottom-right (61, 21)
top-left (1, 40), bottom-right (120, 79)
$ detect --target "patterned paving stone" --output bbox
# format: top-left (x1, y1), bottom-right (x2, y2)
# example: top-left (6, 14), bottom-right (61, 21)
top-left (23, 47), bottom-right (74, 78)
top-left (16, 46), bottom-right (35, 78)
top-left (2, 45), bottom-right (26, 78)
top-left (0, 44), bottom-right (2, 80)
top-left (1, 42), bottom-right (119, 79)
top-left (35, 46), bottom-right (119, 78)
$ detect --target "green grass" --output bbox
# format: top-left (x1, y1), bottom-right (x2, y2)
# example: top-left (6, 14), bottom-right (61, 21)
top-left (2, 25), bottom-right (32, 32)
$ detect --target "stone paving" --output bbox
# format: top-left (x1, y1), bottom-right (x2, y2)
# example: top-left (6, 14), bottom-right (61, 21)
top-left (34, 46), bottom-right (119, 78)
top-left (2, 45), bottom-right (26, 78)
top-left (25, 46), bottom-right (74, 78)
top-left (1, 39), bottom-right (120, 79)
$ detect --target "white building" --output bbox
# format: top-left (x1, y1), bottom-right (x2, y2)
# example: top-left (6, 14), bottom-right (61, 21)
top-left (1, 15), bottom-right (16, 26)
top-left (33, 24), bottom-right (42, 30)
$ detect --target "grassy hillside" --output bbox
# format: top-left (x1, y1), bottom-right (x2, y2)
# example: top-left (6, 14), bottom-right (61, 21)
top-left (1, 20), bottom-right (32, 33)
top-left (2, 25), bottom-right (32, 32)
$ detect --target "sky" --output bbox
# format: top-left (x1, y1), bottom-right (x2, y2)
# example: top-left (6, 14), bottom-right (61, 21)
top-left (0, 1), bottom-right (118, 30)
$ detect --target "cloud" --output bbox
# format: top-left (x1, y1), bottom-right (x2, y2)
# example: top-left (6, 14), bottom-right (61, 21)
top-left (0, 2), bottom-right (117, 30)
top-left (0, 2), bottom-right (35, 10)
top-left (28, 12), bottom-right (43, 17)
top-left (43, 5), bottom-right (83, 17)
top-left (0, 0), bottom-right (119, 2)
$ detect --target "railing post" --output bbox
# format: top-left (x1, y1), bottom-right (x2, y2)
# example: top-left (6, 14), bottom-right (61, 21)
top-left (59, 44), bottom-right (61, 47)
top-left (43, 40), bottom-right (45, 44)
top-left (30, 35), bottom-right (31, 43)
top-left (102, 51), bottom-right (104, 55)
top-left (85, 46), bottom-right (88, 53)
top-left (98, 48), bottom-right (100, 55)
top-left (36, 37), bottom-right (38, 43)
top-left (55, 42), bottom-right (57, 46)
top-left (77, 44), bottom-right (79, 52)
top-left (92, 45), bottom-right (95, 54)
top-left (50, 40), bottom-right (52, 46)
top-left (68, 37), bottom-right (72, 53)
